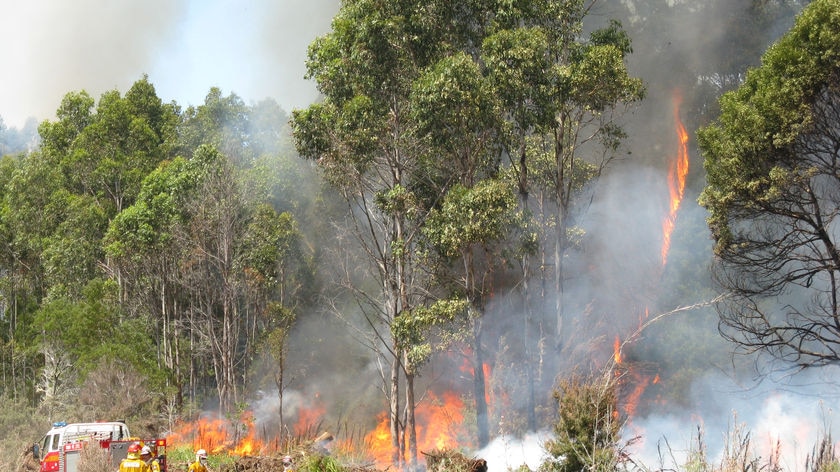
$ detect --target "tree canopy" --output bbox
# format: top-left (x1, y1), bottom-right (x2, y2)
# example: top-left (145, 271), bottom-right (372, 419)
top-left (698, 0), bottom-right (840, 371)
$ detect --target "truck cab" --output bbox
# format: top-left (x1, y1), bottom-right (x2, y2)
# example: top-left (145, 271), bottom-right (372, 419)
top-left (38, 421), bottom-right (132, 472)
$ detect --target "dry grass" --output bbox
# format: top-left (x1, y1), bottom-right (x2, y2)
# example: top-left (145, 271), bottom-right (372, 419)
top-left (645, 418), bottom-right (840, 472)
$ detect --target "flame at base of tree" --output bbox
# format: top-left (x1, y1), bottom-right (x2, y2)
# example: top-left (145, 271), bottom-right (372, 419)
top-left (167, 398), bottom-right (328, 457)
top-left (364, 391), bottom-right (470, 469)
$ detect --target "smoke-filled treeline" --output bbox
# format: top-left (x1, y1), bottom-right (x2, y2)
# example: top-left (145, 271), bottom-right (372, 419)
top-left (0, 0), bottom-right (827, 470)
top-left (0, 79), bottom-right (338, 427)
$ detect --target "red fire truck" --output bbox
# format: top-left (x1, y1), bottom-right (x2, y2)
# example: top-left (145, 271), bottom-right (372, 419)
top-left (36, 421), bottom-right (167, 472)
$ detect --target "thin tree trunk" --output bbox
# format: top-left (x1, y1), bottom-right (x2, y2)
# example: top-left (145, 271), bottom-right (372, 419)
top-left (406, 369), bottom-right (417, 469)
top-left (473, 319), bottom-right (489, 448)
top-left (389, 352), bottom-right (401, 466)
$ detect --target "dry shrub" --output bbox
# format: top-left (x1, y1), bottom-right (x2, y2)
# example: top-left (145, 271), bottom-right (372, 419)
top-left (15, 444), bottom-right (41, 472)
top-left (424, 449), bottom-right (487, 472)
top-left (77, 443), bottom-right (112, 472)
top-left (77, 359), bottom-right (152, 423)
top-left (0, 395), bottom-right (49, 472)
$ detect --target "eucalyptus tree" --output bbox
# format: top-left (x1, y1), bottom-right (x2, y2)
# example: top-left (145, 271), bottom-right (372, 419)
top-left (239, 203), bottom-right (309, 430)
top-left (292, 0), bottom-right (478, 464)
top-left (105, 153), bottom-right (203, 408)
top-left (31, 77), bottom-right (176, 300)
top-left (698, 0), bottom-right (840, 373)
top-left (410, 51), bottom-right (531, 447)
top-left (0, 154), bottom-right (40, 402)
top-left (482, 1), bottom-right (644, 379)
top-left (178, 87), bottom-right (253, 167)
top-left (106, 144), bottom-right (241, 412)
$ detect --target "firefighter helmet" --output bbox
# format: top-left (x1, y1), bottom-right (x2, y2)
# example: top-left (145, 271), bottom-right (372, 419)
top-left (141, 445), bottom-right (152, 456)
top-left (196, 448), bottom-right (207, 459)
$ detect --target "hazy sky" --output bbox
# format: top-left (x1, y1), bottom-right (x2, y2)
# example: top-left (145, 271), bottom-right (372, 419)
top-left (0, 0), bottom-right (339, 128)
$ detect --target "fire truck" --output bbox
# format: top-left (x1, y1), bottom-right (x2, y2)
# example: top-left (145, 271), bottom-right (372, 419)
top-left (35, 421), bottom-right (167, 472)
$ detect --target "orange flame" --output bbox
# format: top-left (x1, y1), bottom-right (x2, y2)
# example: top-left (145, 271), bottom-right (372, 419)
top-left (661, 91), bottom-right (690, 265)
top-left (167, 414), bottom-right (262, 455)
top-left (364, 391), bottom-right (468, 469)
top-left (294, 397), bottom-right (327, 436)
top-left (613, 336), bottom-right (622, 364)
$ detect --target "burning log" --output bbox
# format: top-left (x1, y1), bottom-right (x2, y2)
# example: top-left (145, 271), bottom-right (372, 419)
top-left (422, 449), bottom-right (487, 472)
top-left (309, 430), bottom-right (334, 455)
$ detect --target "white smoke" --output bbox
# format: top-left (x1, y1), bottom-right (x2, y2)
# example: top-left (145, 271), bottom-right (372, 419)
top-left (475, 431), bottom-right (551, 472)
top-left (628, 369), bottom-right (840, 471)
top-left (470, 369), bottom-right (840, 472)
top-left (0, 0), bottom-right (339, 129)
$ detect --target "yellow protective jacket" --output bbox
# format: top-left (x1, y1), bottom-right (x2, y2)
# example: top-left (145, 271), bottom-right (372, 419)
top-left (147, 458), bottom-right (161, 472)
top-left (119, 457), bottom-right (151, 472)
top-left (188, 460), bottom-right (208, 472)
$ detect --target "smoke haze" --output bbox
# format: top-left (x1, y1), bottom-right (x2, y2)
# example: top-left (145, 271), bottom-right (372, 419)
top-left (0, 0), bottom-right (339, 129)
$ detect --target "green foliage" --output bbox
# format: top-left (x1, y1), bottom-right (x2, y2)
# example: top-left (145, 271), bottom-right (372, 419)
top-left (104, 151), bottom-right (211, 259)
top-left (540, 373), bottom-right (623, 472)
top-left (374, 185), bottom-right (420, 219)
top-left (392, 298), bottom-right (469, 371)
top-left (32, 279), bottom-right (158, 378)
top-left (42, 193), bottom-right (108, 299)
top-left (238, 204), bottom-right (304, 289)
top-left (410, 51), bottom-right (500, 154)
top-left (698, 0), bottom-right (840, 253)
top-left (482, 26), bottom-right (553, 131)
top-left (424, 179), bottom-right (520, 259)
top-left (298, 453), bottom-right (345, 472)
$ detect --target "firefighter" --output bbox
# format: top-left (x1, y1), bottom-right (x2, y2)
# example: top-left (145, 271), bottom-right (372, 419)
top-left (282, 454), bottom-right (294, 472)
top-left (188, 448), bottom-right (208, 472)
top-left (119, 443), bottom-right (151, 471)
top-left (140, 445), bottom-right (161, 472)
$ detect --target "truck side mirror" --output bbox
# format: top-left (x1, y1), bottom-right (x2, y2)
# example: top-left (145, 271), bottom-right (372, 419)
top-left (32, 443), bottom-right (40, 460)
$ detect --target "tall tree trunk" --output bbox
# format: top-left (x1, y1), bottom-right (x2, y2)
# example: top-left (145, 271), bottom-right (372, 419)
top-left (554, 123), bottom-right (567, 348)
top-left (406, 369), bottom-right (417, 469)
top-left (389, 352), bottom-right (401, 466)
top-left (517, 141), bottom-right (538, 431)
top-left (473, 318), bottom-right (489, 448)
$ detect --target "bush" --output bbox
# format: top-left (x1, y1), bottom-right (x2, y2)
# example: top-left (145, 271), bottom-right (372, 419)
top-left (77, 444), bottom-right (112, 472)
top-left (539, 371), bottom-right (629, 472)
top-left (0, 394), bottom-right (49, 472)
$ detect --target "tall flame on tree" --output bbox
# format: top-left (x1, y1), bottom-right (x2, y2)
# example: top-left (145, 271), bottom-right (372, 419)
top-left (612, 89), bottom-right (690, 420)
top-left (662, 91), bottom-right (690, 265)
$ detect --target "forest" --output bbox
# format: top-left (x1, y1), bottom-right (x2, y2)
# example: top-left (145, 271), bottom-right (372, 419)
top-left (1, 0), bottom-right (839, 471)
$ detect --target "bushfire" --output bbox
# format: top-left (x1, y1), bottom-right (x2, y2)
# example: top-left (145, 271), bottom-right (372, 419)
top-left (167, 390), bottom-right (471, 469)
top-left (613, 89), bottom-right (688, 419)
top-left (167, 90), bottom-right (692, 469)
